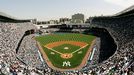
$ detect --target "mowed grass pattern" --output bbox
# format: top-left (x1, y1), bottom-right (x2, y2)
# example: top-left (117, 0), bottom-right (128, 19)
top-left (35, 33), bottom-right (96, 69)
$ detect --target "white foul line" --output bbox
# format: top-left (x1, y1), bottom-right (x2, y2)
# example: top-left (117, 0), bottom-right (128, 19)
top-left (71, 44), bottom-right (89, 54)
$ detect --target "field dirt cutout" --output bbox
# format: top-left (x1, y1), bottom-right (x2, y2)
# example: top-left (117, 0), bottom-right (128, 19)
top-left (61, 53), bottom-right (73, 59)
top-left (45, 41), bottom-right (87, 48)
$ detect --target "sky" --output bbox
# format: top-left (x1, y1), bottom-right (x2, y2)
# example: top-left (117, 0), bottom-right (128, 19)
top-left (0, 0), bottom-right (134, 21)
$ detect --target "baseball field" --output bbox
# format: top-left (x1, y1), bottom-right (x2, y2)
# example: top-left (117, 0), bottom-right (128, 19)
top-left (35, 33), bottom-right (96, 70)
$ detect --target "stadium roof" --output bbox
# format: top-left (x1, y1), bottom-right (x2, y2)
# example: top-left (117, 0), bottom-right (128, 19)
top-left (0, 12), bottom-right (18, 20)
top-left (0, 11), bottom-right (31, 22)
top-left (114, 5), bottom-right (134, 16)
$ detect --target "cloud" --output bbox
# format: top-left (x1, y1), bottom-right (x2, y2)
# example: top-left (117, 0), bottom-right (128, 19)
top-left (104, 0), bottom-right (134, 7)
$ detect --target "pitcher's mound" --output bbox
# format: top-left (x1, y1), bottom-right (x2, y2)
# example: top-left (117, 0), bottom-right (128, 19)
top-left (64, 47), bottom-right (69, 50)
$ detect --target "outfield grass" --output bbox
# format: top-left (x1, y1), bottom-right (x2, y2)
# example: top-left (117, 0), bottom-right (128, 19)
top-left (35, 33), bottom-right (96, 69)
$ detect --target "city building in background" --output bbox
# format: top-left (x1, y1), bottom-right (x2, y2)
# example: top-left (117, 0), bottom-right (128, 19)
top-left (59, 18), bottom-right (71, 24)
top-left (49, 20), bottom-right (59, 24)
top-left (71, 13), bottom-right (84, 23)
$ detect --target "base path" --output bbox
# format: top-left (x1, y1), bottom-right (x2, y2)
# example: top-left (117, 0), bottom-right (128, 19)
top-left (36, 39), bottom-right (96, 71)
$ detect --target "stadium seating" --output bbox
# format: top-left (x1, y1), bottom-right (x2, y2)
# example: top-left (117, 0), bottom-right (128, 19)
top-left (85, 14), bottom-right (134, 74)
